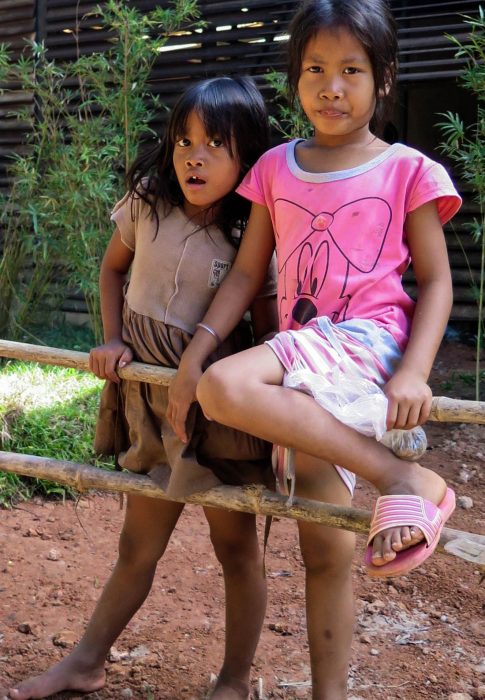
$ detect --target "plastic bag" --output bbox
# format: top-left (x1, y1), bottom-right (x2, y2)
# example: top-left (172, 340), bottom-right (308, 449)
top-left (284, 368), bottom-right (427, 461)
top-left (380, 426), bottom-right (427, 460)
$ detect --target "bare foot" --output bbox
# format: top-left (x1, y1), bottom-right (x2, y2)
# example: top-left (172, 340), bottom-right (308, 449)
top-left (8, 655), bottom-right (106, 700)
top-left (370, 464), bottom-right (448, 567)
top-left (208, 675), bottom-right (250, 700)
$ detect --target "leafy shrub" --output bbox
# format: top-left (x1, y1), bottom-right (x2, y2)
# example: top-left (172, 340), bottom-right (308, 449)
top-left (265, 70), bottom-right (313, 140)
top-left (438, 7), bottom-right (485, 400)
top-left (0, 0), bottom-right (200, 343)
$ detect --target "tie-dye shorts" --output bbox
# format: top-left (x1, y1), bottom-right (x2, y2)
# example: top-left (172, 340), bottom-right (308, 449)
top-left (266, 316), bottom-right (425, 502)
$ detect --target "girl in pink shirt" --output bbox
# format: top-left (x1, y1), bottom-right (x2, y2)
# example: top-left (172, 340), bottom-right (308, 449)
top-left (169, 1), bottom-right (461, 697)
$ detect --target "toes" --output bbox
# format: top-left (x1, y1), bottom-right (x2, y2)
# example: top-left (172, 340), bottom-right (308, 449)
top-left (392, 526), bottom-right (413, 551)
top-left (8, 683), bottom-right (39, 700)
top-left (371, 523), bottom-right (425, 565)
top-left (389, 526), bottom-right (425, 554)
top-left (372, 532), bottom-right (397, 565)
top-left (410, 527), bottom-right (424, 544)
top-left (401, 526), bottom-right (413, 545)
top-left (391, 528), bottom-right (403, 552)
top-left (371, 534), bottom-right (384, 562)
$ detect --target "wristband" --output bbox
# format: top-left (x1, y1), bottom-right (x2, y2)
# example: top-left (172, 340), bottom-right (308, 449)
top-left (196, 322), bottom-right (221, 346)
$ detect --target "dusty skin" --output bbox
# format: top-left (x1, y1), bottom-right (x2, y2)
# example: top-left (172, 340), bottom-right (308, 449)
top-left (0, 340), bottom-right (484, 700)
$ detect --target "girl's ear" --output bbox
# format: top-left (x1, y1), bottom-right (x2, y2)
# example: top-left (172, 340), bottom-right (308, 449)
top-left (379, 65), bottom-right (395, 97)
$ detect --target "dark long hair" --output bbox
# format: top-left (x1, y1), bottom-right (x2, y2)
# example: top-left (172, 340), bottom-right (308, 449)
top-left (287, 0), bottom-right (398, 135)
top-left (126, 76), bottom-right (269, 245)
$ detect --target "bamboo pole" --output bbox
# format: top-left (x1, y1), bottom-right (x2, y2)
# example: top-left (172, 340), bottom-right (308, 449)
top-left (0, 451), bottom-right (367, 530)
top-left (0, 339), bottom-right (175, 386)
top-left (1, 339), bottom-right (485, 424)
top-left (1, 451), bottom-right (484, 566)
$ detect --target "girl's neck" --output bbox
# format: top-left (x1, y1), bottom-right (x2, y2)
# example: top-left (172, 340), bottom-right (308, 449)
top-left (295, 131), bottom-right (390, 174)
top-left (182, 200), bottom-right (217, 227)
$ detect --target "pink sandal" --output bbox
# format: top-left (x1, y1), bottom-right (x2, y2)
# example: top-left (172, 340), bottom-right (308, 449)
top-left (364, 487), bottom-right (456, 578)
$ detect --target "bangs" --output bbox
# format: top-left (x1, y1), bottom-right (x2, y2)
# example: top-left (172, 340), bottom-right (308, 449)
top-left (196, 95), bottom-right (236, 155)
top-left (168, 80), bottom-right (238, 159)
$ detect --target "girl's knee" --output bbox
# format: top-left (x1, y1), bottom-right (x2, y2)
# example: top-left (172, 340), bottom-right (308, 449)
top-left (205, 509), bottom-right (260, 570)
top-left (197, 346), bottom-right (282, 421)
top-left (299, 529), bottom-right (355, 576)
top-left (197, 363), bottom-right (231, 419)
top-left (196, 358), bottom-right (250, 423)
top-left (118, 528), bottom-right (167, 569)
top-left (210, 529), bottom-right (260, 570)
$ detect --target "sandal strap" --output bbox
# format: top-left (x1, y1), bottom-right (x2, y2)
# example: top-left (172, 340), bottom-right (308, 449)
top-left (367, 494), bottom-right (442, 546)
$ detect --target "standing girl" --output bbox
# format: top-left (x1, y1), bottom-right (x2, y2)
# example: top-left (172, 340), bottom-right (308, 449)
top-left (8, 76), bottom-right (277, 700)
top-left (169, 1), bottom-right (461, 697)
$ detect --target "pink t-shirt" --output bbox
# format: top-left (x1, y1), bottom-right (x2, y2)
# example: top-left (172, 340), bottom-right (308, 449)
top-left (238, 141), bottom-right (461, 350)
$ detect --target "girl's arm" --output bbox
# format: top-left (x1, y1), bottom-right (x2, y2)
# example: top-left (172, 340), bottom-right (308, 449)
top-left (250, 293), bottom-right (279, 344)
top-left (88, 228), bottom-right (134, 383)
top-left (167, 203), bottom-right (275, 441)
top-left (384, 200), bottom-right (453, 430)
top-left (249, 251), bottom-right (279, 343)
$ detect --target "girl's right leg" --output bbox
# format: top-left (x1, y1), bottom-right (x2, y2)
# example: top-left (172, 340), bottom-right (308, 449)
top-left (8, 495), bottom-right (184, 700)
top-left (294, 453), bottom-right (355, 700)
top-left (197, 345), bottom-right (447, 567)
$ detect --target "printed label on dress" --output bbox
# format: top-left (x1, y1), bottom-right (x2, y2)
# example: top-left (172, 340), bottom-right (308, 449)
top-left (209, 259), bottom-right (232, 288)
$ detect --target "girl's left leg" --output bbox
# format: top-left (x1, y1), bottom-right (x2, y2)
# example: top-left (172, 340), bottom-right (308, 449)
top-left (7, 495), bottom-right (184, 700)
top-left (294, 454), bottom-right (355, 700)
top-left (203, 507), bottom-right (267, 700)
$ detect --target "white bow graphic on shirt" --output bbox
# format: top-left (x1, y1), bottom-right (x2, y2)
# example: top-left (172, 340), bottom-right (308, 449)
top-left (274, 197), bottom-right (392, 326)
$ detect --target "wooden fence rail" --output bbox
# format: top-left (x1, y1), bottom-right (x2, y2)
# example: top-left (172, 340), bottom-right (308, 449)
top-left (1, 339), bottom-right (484, 569)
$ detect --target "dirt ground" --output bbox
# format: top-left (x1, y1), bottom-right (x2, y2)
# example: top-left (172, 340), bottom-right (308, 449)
top-left (0, 338), bottom-right (484, 700)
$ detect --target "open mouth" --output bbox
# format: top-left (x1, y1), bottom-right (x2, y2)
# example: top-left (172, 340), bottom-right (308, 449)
top-left (187, 175), bottom-right (206, 185)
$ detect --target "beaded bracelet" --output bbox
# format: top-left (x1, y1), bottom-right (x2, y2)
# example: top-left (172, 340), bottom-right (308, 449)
top-left (196, 322), bottom-right (222, 346)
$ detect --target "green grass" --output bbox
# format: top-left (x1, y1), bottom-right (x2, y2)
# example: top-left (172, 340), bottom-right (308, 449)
top-left (0, 360), bottom-right (113, 506)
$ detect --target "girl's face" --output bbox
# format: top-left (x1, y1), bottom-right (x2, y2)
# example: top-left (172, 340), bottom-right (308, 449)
top-left (173, 110), bottom-right (240, 221)
top-left (298, 26), bottom-right (376, 146)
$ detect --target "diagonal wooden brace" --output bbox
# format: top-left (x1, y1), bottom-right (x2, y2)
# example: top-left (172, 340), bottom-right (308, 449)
top-left (0, 451), bottom-right (484, 567)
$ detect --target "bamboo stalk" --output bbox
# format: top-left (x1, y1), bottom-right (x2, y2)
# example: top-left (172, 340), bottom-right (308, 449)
top-left (0, 451), bottom-right (484, 566)
top-left (430, 395), bottom-right (485, 424)
top-left (1, 339), bottom-right (485, 424)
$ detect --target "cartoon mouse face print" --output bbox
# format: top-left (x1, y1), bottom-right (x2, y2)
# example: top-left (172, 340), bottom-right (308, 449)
top-left (275, 197), bottom-right (392, 327)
